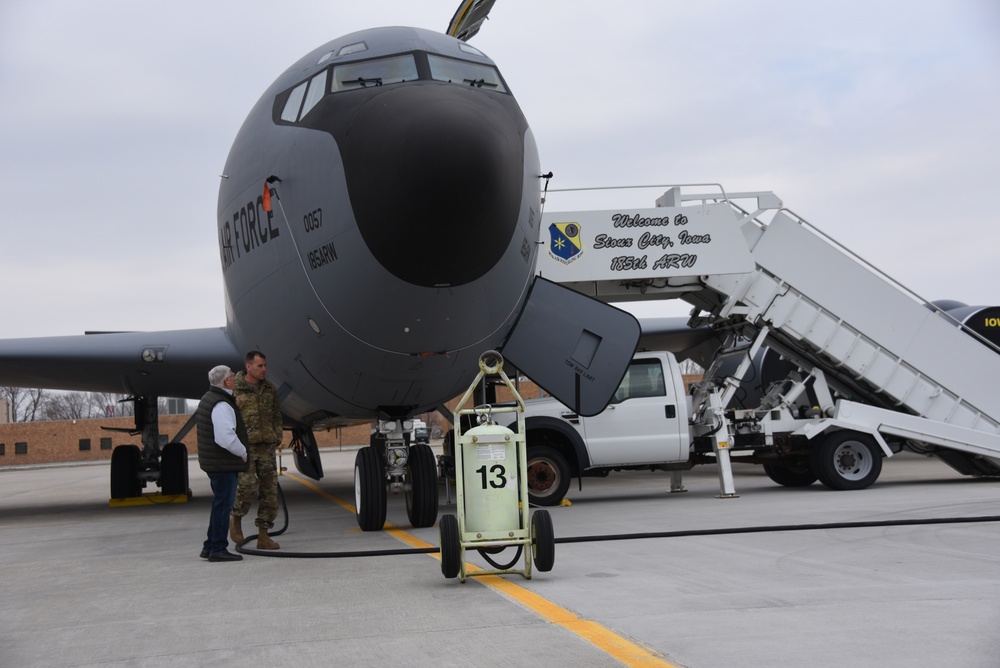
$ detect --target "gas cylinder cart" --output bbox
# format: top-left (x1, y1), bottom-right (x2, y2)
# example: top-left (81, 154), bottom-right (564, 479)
top-left (439, 351), bottom-right (555, 582)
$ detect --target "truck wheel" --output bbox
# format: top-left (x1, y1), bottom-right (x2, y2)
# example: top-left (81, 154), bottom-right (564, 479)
top-left (811, 431), bottom-right (882, 490)
top-left (527, 446), bottom-right (570, 506)
top-left (762, 462), bottom-right (817, 487)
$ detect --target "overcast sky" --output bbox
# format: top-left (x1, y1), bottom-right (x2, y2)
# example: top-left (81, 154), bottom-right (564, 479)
top-left (1, 0), bottom-right (998, 338)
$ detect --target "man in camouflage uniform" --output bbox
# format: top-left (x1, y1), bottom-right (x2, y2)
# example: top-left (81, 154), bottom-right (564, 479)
top-left (230, 350), bottom-right (284, 550)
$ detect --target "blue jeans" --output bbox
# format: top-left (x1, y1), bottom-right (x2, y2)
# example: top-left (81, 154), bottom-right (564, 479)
top-left (203, 471), bottom-right (239, 554)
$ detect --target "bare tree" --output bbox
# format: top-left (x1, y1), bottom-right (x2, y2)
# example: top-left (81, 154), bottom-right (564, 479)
top-left (0, 387), bottom-right (23, 421)
top-left (2, 389), bottom-right (177, 422)
top-left (88, 392), bottom-right (135, 418)
top-left (0, 387), bottom-right (22, 421)
top-left (23, 388), bottom-right (45, 421)
top-left (0, 387), bottom-right (46, 422)
top-left (41, 392), bottom-right (94, 421)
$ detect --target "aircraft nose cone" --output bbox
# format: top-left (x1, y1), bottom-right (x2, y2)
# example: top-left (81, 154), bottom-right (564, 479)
top-left (342, 84), bottom-right (524, 287)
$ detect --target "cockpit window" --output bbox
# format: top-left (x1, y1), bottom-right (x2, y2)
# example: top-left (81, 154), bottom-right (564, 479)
top-left (338, 41), bottom-right (368, 58)
top-left (280, 81), bottom-right (308, 122)
top-left (277, 51), bottom-right (510, 126)
top-left (318, 42), bottom-right (367, 66)
top-left (280, 70), bottom-right (328, 122)
top-left (300, 71), bottom-right (327, 118)
top-left (427, 54), bottom-right (506, 92)
top-left (331, 54), bottom-right (418, 92)
top-left (458, 43), bottom-right (485, 58)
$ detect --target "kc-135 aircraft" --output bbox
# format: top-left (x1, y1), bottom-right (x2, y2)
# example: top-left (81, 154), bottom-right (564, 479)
top-left (0, 1), bottom-right (658, 531)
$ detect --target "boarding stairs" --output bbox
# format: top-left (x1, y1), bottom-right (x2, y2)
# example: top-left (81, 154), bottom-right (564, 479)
top-left (691, 204), bottom-right (1000, 474)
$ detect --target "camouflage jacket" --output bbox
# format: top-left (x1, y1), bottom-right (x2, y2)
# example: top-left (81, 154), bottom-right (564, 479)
top-left (233, 371), bottom-right (283, 446)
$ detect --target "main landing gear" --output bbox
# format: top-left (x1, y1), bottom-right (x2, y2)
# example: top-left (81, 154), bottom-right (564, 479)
top-left (354, 419), bottom-right (440, 531)
top-left (108, 396), bottom-right (192, 504)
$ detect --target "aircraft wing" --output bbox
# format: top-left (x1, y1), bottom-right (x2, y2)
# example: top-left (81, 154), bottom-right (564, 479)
top-left (0, 328), bottom-right (242, 399)
top-left (636, 316), bottom-right (726, 370)
top-left (446, 0), bottom-right (498, 41)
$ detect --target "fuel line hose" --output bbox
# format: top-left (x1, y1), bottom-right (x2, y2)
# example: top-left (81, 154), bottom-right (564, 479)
top-left (235, 481), bottom-right (1000, 559)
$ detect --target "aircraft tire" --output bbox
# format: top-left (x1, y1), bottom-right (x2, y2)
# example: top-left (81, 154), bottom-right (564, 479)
top-left (811, 431), bottom-right (883, 490)
top-left (355, 446), bottom-right (387, 531)
top-left (526, 445), bottom-right (571, 506)
top-left (762, 461), bottom-right (817, 487)
top-left (110, 444), bottom-right (142, 499)
top-left (439, 513), bottom-right (461, 579)
top-left (405, 443), bottom-right (439, 528)
top-left (159, 442), bottom-right (189, 495)
top-left (438, 429), bottom-right (456, 480)
top-left (531, 509), bottom-right (555, 572)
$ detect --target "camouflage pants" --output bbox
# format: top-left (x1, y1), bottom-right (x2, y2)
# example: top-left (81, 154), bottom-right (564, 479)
top-left (232, 444), bottom-right (278, 530)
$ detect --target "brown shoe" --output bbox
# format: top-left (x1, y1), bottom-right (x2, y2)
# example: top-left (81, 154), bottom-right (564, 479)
top-left (229, 515), bottom-right (244, 544)
top-left (257, 528), bottom-right (280, 550)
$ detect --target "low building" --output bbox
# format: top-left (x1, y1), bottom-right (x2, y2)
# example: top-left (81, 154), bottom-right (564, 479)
top-left (0, 415), bottom-right (372, 467)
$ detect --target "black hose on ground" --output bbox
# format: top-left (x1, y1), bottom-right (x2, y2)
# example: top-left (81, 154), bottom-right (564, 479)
top-left (236, 480), bottom-right (1000, 559)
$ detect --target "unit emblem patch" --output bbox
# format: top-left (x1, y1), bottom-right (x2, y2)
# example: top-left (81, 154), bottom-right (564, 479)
top-left (548, 222), bottom-right (583, 264)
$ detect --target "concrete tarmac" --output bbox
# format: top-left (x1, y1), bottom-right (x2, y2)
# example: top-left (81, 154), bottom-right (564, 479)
top-left (2, 448), bottom-right (999, 667)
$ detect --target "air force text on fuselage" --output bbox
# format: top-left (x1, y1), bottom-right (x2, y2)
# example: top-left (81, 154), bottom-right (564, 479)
top-left (220, 195), bottom-right (339, 272)
top-left (220, 187), bottom-right (281, 272)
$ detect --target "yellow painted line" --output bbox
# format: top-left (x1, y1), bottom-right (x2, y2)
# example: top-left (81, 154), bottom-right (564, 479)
top-left (282, 472), bottom-right (355, 513)
top-left (282, 471), bottom-right (677, 667)
top-left (283, 472), bottom-right (406, 531)
top-left (108, 493), bottom-right (189, 507)
top-left (474, 573), bottom-right (674, 667)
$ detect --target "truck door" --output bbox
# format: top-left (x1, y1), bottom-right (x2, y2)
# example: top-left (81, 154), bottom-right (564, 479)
top-left (581, 357), bottom-right (687, 466)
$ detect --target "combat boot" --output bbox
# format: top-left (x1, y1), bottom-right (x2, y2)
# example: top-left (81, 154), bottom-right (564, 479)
top-left (257, 528), bottom-right (280, 550)
top-left (229, 515), bottom-right (244, 544)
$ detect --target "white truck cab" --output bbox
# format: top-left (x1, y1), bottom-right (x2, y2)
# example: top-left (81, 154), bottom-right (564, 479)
top-left (497, 351), bottom-right (691, 505)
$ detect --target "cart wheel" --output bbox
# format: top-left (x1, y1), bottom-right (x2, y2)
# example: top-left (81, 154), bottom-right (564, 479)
top-left (439, 514), bottom-right (461, 579)
top-left (355, 446), bottom-right (387, 531)
top-left (531, 510), bottom-right (555, 572)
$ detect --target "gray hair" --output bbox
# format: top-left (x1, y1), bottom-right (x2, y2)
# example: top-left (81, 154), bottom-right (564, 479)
top-left (208, 365), bottom-right (232, 387)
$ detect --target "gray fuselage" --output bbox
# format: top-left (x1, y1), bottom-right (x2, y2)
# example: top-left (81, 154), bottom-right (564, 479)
top-left (217, 27), bottom-right (541, 424)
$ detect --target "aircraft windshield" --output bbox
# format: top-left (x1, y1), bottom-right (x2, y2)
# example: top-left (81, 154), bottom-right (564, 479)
top-left (332, 55), bottom-right (418, 92)
top-left (427, 54), bottom-right (506, 92)
top-left (278, 51), bottom-right (509, 125)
